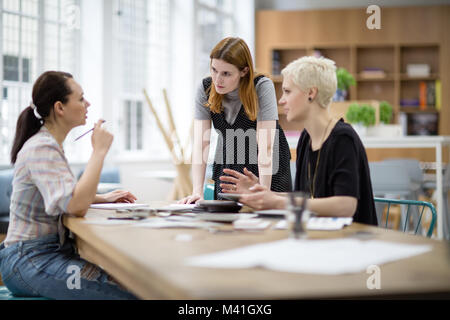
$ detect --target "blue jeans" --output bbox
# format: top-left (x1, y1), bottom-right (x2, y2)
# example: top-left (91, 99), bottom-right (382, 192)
top-left (0, 234), bottom-right (137, 300)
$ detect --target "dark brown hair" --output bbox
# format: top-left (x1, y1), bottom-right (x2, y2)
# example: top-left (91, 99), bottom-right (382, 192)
top-left (10, 71), bottom-right (73, 164)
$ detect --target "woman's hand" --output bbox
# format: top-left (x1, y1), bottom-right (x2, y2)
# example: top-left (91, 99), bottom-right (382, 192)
top-left (96, 190), bottom-right (137, 203)
top-left (219, 168), bottom-right (259, 194)
top-left (91, 119), bottom-right (113, 157)
top-left (238, 184), bottom-right (286, 210)
top-left (178, 193), bottom-right (204, 204)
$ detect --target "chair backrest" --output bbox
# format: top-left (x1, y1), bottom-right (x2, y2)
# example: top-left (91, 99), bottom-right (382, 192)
top-left (383, 158), bottom-right (424, 184)
top-left (369, 162), bottom-right (413, 196)
top-left (0, 169), bottom-right (14, 216)
top-left (374, 197), bottom-right (436, 237)
top-left (77, 167), bottom-right (121, 183)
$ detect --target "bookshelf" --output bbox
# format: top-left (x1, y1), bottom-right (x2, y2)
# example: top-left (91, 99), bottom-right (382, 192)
top-left (256, 5), bottom-right (450, 162)
top-left (269, 44), bottom-right (441, 133)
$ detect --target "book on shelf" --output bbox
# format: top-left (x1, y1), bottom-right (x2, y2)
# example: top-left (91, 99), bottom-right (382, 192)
top-left (435, 80), bottom-right (441, 111)
top-left (406, 64), bottom-right (430, 78)
top-left (359, 68), bottom-right (386, 79)
top-left (400, 99), bottom-right (420, 107)
top-left (400, 80), bottom-right (438, 111)
top-left (426, 81), bottom-right (435, 107)
top-left (419, 81), bottom-right (427, 110)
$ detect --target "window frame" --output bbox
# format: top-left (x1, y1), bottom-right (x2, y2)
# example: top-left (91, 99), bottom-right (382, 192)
top-left (0, 0), bottom-right (81, 165)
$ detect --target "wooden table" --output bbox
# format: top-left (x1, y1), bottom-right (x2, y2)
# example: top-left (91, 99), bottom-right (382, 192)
top-left (64, 209), bottom-right (450, 300)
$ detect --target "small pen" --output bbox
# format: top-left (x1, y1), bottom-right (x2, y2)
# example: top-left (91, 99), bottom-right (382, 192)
top-left (107, 216), bottom-right (145, 221)
top-left (74, 120), bottom-right (106, 141)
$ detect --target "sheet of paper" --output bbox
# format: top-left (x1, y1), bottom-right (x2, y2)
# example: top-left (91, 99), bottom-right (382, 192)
top-left (185, 238), bottom-right (432, 274)
top-left (89, 203), bottom-right (150, 210)
top-left (133, 217), bottom-right (221, 229)
top-left (81, 218), bottom-right (151, 226)
top-left (154, 204), bottom-right (197, 212)
top-left (233, 218), bottom-right (271, 230)
top-left (274, 217), bottom-right (352, 231)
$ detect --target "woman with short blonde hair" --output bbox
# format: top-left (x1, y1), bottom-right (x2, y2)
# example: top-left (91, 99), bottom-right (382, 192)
top-left (224, 56), bottom-right (378, 225)
top-left (281, 56), bottom-right (337, 109)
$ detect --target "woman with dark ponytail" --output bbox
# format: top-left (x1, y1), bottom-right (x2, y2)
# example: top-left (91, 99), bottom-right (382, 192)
top-left (0, 71), bottom-right (138, 299)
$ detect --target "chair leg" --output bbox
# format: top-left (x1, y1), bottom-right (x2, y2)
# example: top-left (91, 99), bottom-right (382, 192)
top-left (382, 205), bottom-right (401, 231)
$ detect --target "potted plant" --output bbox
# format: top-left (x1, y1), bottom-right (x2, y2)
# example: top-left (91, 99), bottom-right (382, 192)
top-left (379, 100), bottom-right (393, 124)
top-left (333, 68), bottom-right (356, 101)
top-left (366, 101), bottom-right (403, 137)
top-left (345, 103), bottom-right (376, 136)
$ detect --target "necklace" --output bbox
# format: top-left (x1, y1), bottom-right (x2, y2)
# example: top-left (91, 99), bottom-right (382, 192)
top-left (307, 118), bottom-right (333, 199)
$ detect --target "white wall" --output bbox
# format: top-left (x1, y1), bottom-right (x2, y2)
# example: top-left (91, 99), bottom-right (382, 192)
top-left (255, 0), bottom-right (450, 10)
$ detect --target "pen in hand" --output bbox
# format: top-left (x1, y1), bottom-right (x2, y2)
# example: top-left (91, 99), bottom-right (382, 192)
top-left (74, 120), bottom-right (106, 141)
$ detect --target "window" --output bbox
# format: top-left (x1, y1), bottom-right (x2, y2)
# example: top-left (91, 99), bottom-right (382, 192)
top-left (195, 0), bottom-right (235, 82)
top-left (194, 0), bottom-right (236, 164)
top-left (111, 0), bottom-right (170, 158)
top-left (0, 0), bottom-right (80, 164)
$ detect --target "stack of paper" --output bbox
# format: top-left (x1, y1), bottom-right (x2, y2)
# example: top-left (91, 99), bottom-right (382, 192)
top-left (185, 239), bottom-right (432, 274)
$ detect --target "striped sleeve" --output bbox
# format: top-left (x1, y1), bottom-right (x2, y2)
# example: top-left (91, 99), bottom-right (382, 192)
top-left (27, 142), bottom-right (76, 216)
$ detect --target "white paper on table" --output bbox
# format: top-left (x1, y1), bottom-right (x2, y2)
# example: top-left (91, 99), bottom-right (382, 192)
top-left (81, 218), bottom-right (151, 226)
top-left (185, 238), bottom-right (432, 274)
top-left (307, 217), bottom-right (353, 230)
top-left (133, 217), bottom-right (221, 229)
top-left (233, 219), bottom-right (271, 230)
top-left (153, 204), bottom-right (197, 212)
top-left (274, 217), bottom-right (352, 231)
top-left (89, 203), bottom-right (150, 210)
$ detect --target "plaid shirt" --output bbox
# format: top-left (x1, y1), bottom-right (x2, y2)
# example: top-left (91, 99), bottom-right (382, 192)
top-left (5, 126), bottom-right (76, 247)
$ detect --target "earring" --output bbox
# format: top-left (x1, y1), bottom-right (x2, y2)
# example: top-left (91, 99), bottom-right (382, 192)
top-left (308, 97), bottom-right (312, 102)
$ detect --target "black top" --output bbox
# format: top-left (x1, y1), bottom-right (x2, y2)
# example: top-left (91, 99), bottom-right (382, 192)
top-left (202, 76), bottom-right (292, 199)
top-left (294, 119), bottom-right (378, 225)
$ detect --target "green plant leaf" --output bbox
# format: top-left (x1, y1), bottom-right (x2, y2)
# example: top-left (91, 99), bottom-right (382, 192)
top-left (345, 103), bottom-right (361, 124)
top-left (379, 101), bottom-right (393, 124)
top-left (336, 67), bottom-right (356, 91)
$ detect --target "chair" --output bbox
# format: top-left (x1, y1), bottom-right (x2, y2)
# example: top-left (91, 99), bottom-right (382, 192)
top-left (374, 197), bottom-right (436, 238)
top-left (0, 169), bottom-right (14, 237)
top-left (369, 162), bottom-right (422, 231)
top-left (77, 167), bottom-right (122, 194)
top-left (422, 163), bottom-right (450, 240)
top-left (0, 286), bottom-right (49, 300)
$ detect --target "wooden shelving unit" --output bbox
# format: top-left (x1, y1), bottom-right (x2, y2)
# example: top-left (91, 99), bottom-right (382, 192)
top-left (269, 43), bottom-right (440, 128)
top-left (256, 5), bottom-right (450, 162)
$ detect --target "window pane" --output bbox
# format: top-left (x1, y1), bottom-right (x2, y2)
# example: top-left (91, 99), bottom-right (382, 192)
top-left (44, 22), bottom-right (59, 70)
top-left (22, 0), bottom-right (39, 17)
top-left (3, 13), bottom-right (20, 55)
top-left (219, 0), bottom-right (234, 13)
top-left (21, 17), bottom-right (39, 82)
top-left (198, 0), bottom-right (216, 7)
top-left (125, 100), bottom-right (132, 150)
top-left (136, 102), bottom-right (142, 150)
top-left (45, 0), bottom-right (59, 21)
top-left (3, 0), bottom-right (20, 12)
top-left (0, 0), bottom-right (80, 163)
top-left (3, 55), bottom-right (19, 81)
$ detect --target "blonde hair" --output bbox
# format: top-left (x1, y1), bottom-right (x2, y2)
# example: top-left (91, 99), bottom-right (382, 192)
top-left (206, 37), bottom-right (260, 121)
top-left (281, 56), bottom-right (337, 108)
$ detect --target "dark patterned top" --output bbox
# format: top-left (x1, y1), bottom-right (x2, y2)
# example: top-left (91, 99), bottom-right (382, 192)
top-left (202, 76), bottom-right (292, 199)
